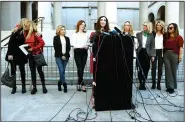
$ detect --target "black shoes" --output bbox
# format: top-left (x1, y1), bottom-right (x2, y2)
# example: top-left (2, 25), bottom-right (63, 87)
top-left (11, 86), bottom-right (17, 94)
top-left (81, 85), bottom-right (86, 92)
top-left (77, 85), bottom-right (81, 91)
top-left (77, 84), bottom-right (86, 92)
top-left (22, 85), bottom-right (26, 94)
top-left (31, 87), bottom-right (37, 95)
top-left (58, 81), bottom-right (62, 91)
top-left (151, 83), bottom-right (156, 89)
top-left (139, 84), bottom-right (146, 90)
top-left (63, 82), bottom-right (67, 93)
top-left (166, 88), bottom-right (174, 94)
top-left (157, 83), bottom-right (161, 90)
top-left (42, 86), bottom-right (48, 94)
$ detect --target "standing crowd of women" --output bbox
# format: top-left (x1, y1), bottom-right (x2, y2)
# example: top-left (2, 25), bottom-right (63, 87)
top-left (5, 16), bottom-right (183, 95)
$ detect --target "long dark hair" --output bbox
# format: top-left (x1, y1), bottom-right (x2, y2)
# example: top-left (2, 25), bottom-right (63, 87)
top-left (95, 16), bottom-right (110, 35)
top-left (166, 23), bottom-right (179, 39)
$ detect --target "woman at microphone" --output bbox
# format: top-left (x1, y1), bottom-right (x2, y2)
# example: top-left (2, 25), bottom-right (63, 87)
top-left (71, 20), bottom-right (89, 92)
top-left (136, 21), bottom-right (155, 90)
top-left (91, 16), bottom-right (110, 87)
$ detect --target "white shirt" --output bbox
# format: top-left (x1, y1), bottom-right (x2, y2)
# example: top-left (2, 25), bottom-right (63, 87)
top-left (142, 35), bottom-right (147, 48)
top-left (71, 32), bottom-right (89, 48)
top-left (155, 34), bottom-right (163, 49)
top-left (60, 36), bottom-right (66, 54)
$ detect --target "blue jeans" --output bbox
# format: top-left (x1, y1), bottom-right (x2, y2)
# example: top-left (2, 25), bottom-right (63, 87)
top-left (55, 57), bottom-right (68, 83)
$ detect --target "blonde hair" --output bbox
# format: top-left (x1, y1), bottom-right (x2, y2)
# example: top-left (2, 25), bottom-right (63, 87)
top-left (56, 25), bottom-right (66, 36)
top-left (24, 21), bottom-right (35, 40)
top-left (122, 21), bottom-right (134, 36)
top-left (143, 21), bottom-right (153, 34)
top-left (155, 20), bottom-right (165, 34)
top-left (12, 18), bottom-right (29, 32)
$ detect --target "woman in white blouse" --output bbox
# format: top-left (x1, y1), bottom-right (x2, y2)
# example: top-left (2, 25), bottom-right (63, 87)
top-left (72, 20), bottom-right (89, 92)
top-left (151, 20), bottom-right (165, 90)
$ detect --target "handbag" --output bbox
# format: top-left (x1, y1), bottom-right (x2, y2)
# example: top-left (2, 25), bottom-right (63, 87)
top-left (1, 62), bottom-right (16, 88)
top-left (33, 53), bottom-right (47, 67)
top-left (33, 35), bottom-right (47, 67)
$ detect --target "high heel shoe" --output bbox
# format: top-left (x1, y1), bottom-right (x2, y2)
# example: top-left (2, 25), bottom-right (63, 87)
top-left (77, 84), bottom-right (81, 91)
top-left (82, 85), bottom-right (86, 92)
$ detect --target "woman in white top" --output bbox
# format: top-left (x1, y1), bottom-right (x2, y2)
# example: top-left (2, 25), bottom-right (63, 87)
top-left (72, 20), bottom-right (89, 92)
top-left (151, 20), bottom-right (165, 90)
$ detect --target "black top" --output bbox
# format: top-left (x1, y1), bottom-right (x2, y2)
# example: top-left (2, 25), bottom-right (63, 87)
top-left (53, 35), bottom-right (71, 59)
top-left (5, 29), bottom-right (28, 65)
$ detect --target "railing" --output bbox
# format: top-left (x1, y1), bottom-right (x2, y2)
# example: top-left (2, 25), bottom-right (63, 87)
top-left (1, 17), bottom-right (45, 49)
top-left (1, 46), bottom-right (184, 85)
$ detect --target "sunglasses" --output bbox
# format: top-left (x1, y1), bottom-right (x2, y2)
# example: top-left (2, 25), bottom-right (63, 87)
top-left (168, 27), bottom-right (174, 30)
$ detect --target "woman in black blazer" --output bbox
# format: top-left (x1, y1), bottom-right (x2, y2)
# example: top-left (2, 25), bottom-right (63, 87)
top-left (53, 25), bottom-right (71, 93)
top-left (5, 18), bottom-right (28, 94)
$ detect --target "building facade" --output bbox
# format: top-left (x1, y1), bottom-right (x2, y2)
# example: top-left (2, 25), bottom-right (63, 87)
top-left (1, 2), bottom-right (184, 31)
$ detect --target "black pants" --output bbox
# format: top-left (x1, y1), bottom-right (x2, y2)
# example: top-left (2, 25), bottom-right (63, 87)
top-left (137, 48), bottom-right (150, 84)
top-left (74, 48), bottom-right (88, 85)
top-left (151, 49), bottom-right (163, 83)
top-left (28, 55), bottom-right (45, 87)
top-left (10, 61), bottom-right (26, 87)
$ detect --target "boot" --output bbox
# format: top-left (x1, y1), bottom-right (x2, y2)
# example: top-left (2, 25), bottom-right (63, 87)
top-left (11, 86), bottom-right (17, 94)
top-left (58, 81), bottom-right (62, 91)
top-left (42, 85), bottom-right (48, 94)
top-left (139, 80), bottom-right (144, 90)
top-left (11, 81), bottom-right (16, 94)
top-left (151, 80), bottom-right (156, 89)
top-left (41, 80), bottom-right (47, 94)
top-left (31, 81), bottom-right (37, 95)
top-left (31, 87), bottom-right (37, 95)
top-left (22, 84), bottom-right (26, 94)
top-left (22, 80), bottom-right (26, 94)
top-left (63, 82), bottom-right (67, 93)
top-left (143, 81), bottom-right (146, 90)
top-left (157, 81), bottom-right (161, 90)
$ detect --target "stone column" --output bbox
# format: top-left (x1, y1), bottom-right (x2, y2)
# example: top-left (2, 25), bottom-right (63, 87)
top-left (139, 2), bottom-right (148, 30)
top-left (179, 2), bottom-right (184, 29)
top-left (38, 2), bottom-right (52, 30)
top-left (53, 2), bottom-right (62, 29)
top-left (1, 2), bottom-right (21, 30)
top-left (165, 2), bottom-right (179, 27)
top-left (97, 2), bottom-right (117, 30)
top-left (26, 2), bottom-right (33, 20)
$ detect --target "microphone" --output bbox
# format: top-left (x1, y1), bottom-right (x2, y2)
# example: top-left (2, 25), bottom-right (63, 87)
top-left (101, 31), bottom-right (110, 36)
top-left (110, 30), bottom-right (119, 35)
top-left (114, 27), bottom-right (122, 35)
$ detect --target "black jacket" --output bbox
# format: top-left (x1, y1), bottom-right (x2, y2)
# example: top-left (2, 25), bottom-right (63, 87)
top-left (53, 35), bottom-right (71, 59)
top-left (5, 29), bottom-right (28, 65)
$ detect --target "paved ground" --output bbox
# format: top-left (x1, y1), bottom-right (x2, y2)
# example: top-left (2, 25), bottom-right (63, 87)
top-left (1, 82), bottom-right (184, 121)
